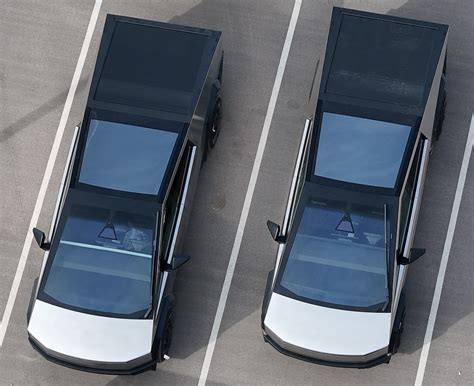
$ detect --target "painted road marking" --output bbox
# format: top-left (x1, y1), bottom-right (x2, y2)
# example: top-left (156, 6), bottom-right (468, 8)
top-left (0, 0), bottom-right (103, 347)
top-left (414, 113), bottom-right (474, 385)
top-left (197, 1), bottom-right (302, 384)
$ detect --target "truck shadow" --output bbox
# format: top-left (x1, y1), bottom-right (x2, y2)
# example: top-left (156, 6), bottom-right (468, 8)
top-left (0, 77), bottom-right (88, 143)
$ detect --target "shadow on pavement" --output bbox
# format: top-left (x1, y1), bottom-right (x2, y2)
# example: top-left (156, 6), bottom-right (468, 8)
top-left (0, 77), bottom-right (88, 143)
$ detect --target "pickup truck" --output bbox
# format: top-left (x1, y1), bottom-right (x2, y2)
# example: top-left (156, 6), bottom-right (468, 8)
top-left (262, 7), bottom-right (448, 368)
top-left (27, 14), bottom-right (223, 374)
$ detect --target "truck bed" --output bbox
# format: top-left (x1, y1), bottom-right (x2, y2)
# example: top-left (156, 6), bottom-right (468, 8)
top-left (321, 8), bottom-right (448, 109)
top-left (90, 15), bottom-right (221, 117)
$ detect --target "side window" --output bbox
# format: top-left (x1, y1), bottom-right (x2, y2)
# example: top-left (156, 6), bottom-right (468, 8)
top-left (398, 140), bottom-right (423, 251)
top-left (289, 124), bottom-right (311, 224)
top-left (162, 145), bottom-right (192, 260)
top-left (294, 142), bottom-right (309, 208)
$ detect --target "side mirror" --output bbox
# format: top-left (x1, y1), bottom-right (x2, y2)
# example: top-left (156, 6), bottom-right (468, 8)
top-left (32, 228), bottom-right (50, 251)
top-left (266, 220), bottom-right (286, 244)
top-left (399, 247), bottom-right (426, 265)
top-left (164, 254), bottom-right (190, 272)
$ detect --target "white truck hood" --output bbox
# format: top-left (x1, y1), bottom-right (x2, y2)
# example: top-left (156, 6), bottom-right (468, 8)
top-left (264, 293), bottom-right (391, 356)
top-left (28, 300), bottom-right (153, 363)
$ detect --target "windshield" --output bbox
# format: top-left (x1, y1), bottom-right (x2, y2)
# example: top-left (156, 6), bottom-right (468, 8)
top-left (277, 198), bottom-right (389, 311)
top-left (40, 204), bottom-right (155, 318)
top-left (79, 119), bottom-right (178, 195)
top-left (314, 112), bottom-right (411, 188)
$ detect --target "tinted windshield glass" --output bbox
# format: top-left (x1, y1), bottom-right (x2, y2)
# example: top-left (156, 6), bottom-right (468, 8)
top-left (41, 204), bottom-right (154, 317)
top-left (278, 198), bottom-right (389, 310)
top-left (79, 119), bottom-right (178, 194)
top-left (315, 113), bottom-right (411, 188)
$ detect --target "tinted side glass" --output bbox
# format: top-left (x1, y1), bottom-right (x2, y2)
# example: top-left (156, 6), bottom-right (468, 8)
top-left (398, 140), bottom-right (423, 250)
top-left (162, 145), bottom-right (191, 260)
top-left (291, 133), bottom-right (310, 224)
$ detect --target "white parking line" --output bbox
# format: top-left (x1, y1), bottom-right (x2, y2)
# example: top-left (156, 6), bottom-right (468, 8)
top-left (414, 113), bottom-right (474, 385)
top-left (197, 1), bottom-right (302, 384)
top-left (0, 0), bottom-right (102, 347)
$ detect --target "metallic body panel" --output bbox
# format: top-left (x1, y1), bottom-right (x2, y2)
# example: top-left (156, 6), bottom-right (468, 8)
top-left (264, 293), bottom-right (390, 357)
top-left (28, 300), bottom-right (153, 363)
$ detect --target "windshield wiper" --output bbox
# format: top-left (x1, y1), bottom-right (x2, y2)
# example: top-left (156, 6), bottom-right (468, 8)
top-left (381, 288), bottom-right (390, 311)
top-left (143, 303), bottom-right (153, 318)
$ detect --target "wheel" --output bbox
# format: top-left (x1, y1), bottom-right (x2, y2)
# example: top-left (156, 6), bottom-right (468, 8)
top-left (157, 312), bottom-right (173, 362)
top-left (208, 98), bottom-right (222, 149)
top-left (27, 278), bottom-right (39, 323)
top-left (262, 330), bottom-right (269, 343)
top-left (399, 307), bottom-right (406, 335)
top-left (391, 306), bottom-right (406, 354)
top-left (433, 87), bottom-right (446, 142)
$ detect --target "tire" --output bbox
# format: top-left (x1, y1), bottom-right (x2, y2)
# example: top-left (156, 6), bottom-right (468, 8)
top-left (391, 306), bottom-right (406, 354)
top-left (208, 98), bottom-right (222, 149)
top-left (26, 278), bottom-right (38, 323)
top-left (433, 89), bottom-right (447, 142)
top-left (157, 311), bottom-right (173, 362)
top-left (261, 270), bottom-right (274, 328)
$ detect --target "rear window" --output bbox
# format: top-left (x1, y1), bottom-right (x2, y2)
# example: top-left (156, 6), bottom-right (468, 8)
top-left (79, 119), bottom-right (178, 195)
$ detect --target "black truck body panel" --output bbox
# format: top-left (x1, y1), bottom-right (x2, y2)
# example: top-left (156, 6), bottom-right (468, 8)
top-left (90, 15), bottom-right (221, 117)
top-left (29, 14), bottom-right (223, 374)
top-left (309, 7), bottom-right (448, 197)
top-left (320, 8), bottom-right (448, 114)
top-left (72, 14), bottom-right (222, 204)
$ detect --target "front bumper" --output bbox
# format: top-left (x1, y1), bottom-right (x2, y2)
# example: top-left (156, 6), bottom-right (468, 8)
top-left (263, 328), bottom-right (390, 369)
top-left (29, 334), bottom-right (157, 375)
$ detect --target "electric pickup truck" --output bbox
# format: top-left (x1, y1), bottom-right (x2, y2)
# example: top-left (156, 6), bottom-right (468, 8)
top-left (262, 7), bottom-right (448, 368)
top-left (27, 14), bottom-right (223, 374)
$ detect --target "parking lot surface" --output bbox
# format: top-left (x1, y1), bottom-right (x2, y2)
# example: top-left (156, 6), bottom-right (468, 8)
top-left (0, 0), bottom-right (472, 385)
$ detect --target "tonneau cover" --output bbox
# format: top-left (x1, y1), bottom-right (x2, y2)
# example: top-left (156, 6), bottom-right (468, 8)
top-left (321, 8), bottom-right (448, 110)
top-left (91, 15), bottom-right (221, 117)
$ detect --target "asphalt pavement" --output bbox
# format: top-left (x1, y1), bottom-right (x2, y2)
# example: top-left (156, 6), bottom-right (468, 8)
top-left (0, 0), bottom-right (472, 385)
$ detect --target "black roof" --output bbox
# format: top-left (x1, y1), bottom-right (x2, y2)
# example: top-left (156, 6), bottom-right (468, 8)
top-left (320, 8), bottom-right (448, 113)
top-left (281, 8), bottom-right (449, 312)
top-left (89, 14), bottom-right (221, 119)
top-left (308, 8), bottom-right (448, 197)
top-left (70, 15), bottom-right (222, 205)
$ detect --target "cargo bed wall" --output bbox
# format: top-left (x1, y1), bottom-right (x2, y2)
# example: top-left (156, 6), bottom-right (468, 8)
top-left (419, 31), bottom-right (448, 141)
top-left (178, 38), bottom-right (222, 249)
top-left (188, 38), bottom-right (222, 157)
